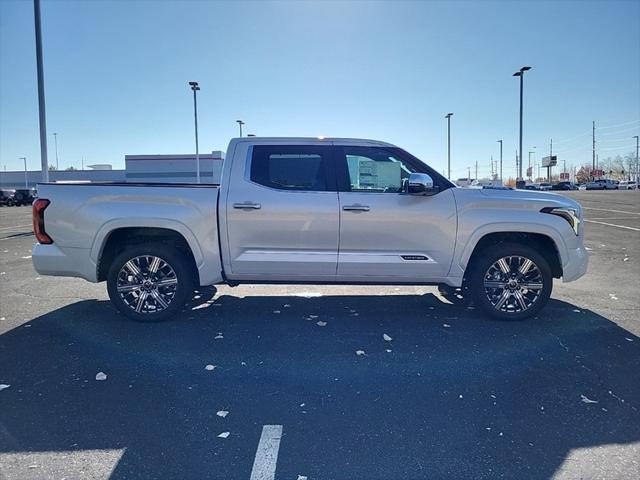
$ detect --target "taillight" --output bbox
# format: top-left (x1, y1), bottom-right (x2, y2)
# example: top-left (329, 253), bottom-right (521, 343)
top-left (32, 199), bottom-right (53, 244)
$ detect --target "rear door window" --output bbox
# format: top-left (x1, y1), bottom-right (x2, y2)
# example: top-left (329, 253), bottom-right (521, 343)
top-left (250, 145), bottom-right (334, 191)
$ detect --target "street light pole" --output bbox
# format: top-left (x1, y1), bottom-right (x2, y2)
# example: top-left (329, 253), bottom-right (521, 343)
top-left (497, 140), bottom-right (503, 180)
top-left (528, 150), bottom-right (536, 179)
top-left (189, 81), bottom-right (201, 184)
top-left (445, 113), bottom-right (453, 179)
top-left (53, 132), bottom-right (59, 169)
top-left (236, 120), bottom-right (245, 138)
top-left (634, 135), bottom-right (639, 183)
top-left (33, 0), bottom-right (49, 182)
top-left (513, 66), bottom-right (531, 181)
top-left (20, 157), bottom-right (28, 188)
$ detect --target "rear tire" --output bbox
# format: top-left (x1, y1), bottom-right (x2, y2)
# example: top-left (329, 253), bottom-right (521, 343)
top-left (107, 243), bottom-right (195, 322)
top-left (467, 243), bottom-right (552, 321)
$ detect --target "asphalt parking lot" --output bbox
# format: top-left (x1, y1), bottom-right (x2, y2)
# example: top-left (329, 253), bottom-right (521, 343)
top-left (1, 190), bottom-right (639, 480)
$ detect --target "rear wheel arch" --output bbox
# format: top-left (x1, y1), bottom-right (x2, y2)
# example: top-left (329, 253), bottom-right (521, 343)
top-left (97, 227), bottom-right (199, 284)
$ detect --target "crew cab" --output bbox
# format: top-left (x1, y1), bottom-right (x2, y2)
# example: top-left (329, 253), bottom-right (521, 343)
top-left (32, 137), bottom-right (588, 321)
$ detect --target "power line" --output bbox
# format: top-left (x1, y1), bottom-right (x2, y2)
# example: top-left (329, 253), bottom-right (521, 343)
top-left (552, 131), bottom-right (592, 145)
top-left (597, 125), bottom-right (640, 137)
top-left (597, 144), bottom-right (637, 153)
top-left (598, 119), bottom-right (640, 130)
top-left (552, 120), bottom-right (640, 145)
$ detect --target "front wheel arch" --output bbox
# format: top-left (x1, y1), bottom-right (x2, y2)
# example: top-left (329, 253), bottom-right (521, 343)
top-left (466, 232), bottom-right (563, 279)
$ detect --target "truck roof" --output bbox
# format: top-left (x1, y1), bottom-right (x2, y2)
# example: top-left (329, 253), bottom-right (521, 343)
top-left (230, 137), bottom-right (397, 147)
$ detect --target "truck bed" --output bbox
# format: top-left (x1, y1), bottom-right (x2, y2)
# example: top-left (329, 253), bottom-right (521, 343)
top-left (33, 182), bottom-right (222, 285)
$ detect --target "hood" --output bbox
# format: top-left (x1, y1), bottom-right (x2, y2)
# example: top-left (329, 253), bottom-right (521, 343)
top-left (452, 187), bottom-right (582, 216)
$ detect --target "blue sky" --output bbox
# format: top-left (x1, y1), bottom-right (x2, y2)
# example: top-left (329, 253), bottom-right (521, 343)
top-left (1, 0), bottom-right (639, 179)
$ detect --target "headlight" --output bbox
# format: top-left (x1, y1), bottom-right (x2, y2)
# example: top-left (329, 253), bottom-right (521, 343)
top-left (541, 207), bottom-right (580, 235)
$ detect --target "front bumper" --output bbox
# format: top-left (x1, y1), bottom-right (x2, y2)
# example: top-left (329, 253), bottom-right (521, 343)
top-left (562, 244), bottom-right (589, 283)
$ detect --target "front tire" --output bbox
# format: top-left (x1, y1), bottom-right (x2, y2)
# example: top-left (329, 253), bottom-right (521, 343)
top-left (107, 243), bottom-right (195, 322)
top-left (467, 243), bottom-right (552, 320)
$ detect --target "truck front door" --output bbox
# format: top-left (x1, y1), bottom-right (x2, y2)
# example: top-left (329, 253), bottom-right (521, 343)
top-left (334, 145), bottom-right (457, 282)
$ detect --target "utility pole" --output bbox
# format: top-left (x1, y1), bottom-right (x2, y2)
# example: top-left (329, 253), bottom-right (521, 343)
top-left (189, 81), bottom-right (201, 183)
top-left (516, 150), bottom-right (519, 178)
top-left (467, 166), bottom-right (471, 180)
top-left (549, 138), bottom-right (553, 181)
top-left (475, 160), bottom-right (478, 180)
top-left (53, 132), bottom-right (59, 169)
top-left (236, 120), bottom-right (245, 137)
top-left (497, 140), bottom-right (503, 180)
top-left (592, 121), bottom-right (596, 174)
top-left (33, 0), bottom-right (49, 182)
top-left (445, 113), bottom-right (453, 179)
top-left (528, 151), bottom-right (535, 179)
top-left (633, 135), bottom-right (639, 183)
top-left (20, 157), bottom-right (28, 188)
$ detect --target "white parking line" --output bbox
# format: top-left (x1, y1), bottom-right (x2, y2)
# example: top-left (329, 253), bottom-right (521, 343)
top-left (584, 220), bottom-right (640, 232)
top-left (588, 217), bottom-right (640, 221)
top-left (583, 207), bottom-right (640, 216)
top-left (0, 224), bottom-right (32, 231)
top-left (250, 425), bottom-right (283, 480)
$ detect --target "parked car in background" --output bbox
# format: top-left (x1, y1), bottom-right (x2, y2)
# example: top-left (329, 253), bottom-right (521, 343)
top-left (525, 182), bottom-right (552, 191)
top-left (551, 182), bottom-right (578, 191)
top-left (578, 184), bottom-right (587, 191)
top-left (0, 189), bottom-right (16, 206)
top-left (11, 188), bottom-right (37, 206)
top-left (586, 179), bottom-right (617, 190)
top-left (470, 178), bottom-right (504, 188)
top-left (617, 181), bottom-right (638, 190)
top-left (31, 136), bottom-right (588, 322)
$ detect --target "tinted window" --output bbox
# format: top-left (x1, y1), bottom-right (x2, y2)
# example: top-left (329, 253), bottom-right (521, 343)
top-left (250, 146), bottom-right (331, 191)
top-left (342, 147), bottom-right (417, 193)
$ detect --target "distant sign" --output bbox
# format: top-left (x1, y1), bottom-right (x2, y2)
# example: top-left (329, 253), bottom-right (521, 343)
top-left (592, 169), bottom-right (604, 177)
top-left (559, 172), bottom-right (570, 180)
top-left (526, 167), bottom-right (532, 177)
top-left (542, 155), bottom-right (558, 167)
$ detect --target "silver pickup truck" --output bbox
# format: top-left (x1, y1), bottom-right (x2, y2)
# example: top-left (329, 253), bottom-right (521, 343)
top-left (32, 137), bottom-right (588, 321)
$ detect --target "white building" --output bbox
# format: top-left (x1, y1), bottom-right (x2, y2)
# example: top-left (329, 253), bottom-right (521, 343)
top-left (0, 151), bottom-right (225, 189)
top-left (86, 164), bottom-right (113, 170)
top-left (124, 152), bottom-right (224, 184)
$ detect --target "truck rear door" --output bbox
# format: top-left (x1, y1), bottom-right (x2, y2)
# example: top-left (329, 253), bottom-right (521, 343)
top-left (224, 143), bottom-right (339, 280)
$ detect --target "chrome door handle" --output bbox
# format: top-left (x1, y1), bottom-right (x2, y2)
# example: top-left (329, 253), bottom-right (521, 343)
top-left (233, 202), bottom-right (262, 210)
top-left (343, 205), bottom-right (370, 212)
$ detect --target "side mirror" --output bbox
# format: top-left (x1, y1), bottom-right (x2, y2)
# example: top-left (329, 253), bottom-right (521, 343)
top-left (407, 173), bottom-right (439, 196)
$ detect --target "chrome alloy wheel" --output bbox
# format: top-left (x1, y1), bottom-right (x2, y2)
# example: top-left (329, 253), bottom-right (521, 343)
top-left (116, 255), bottom-right (178, 314)
top-left (483, 256), bottom-right (544, 313)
